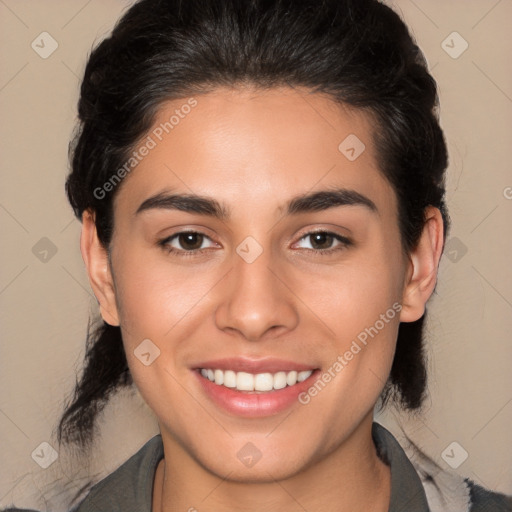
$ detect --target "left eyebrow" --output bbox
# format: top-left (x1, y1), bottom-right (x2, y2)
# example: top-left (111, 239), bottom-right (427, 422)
top-left (135, 187), bottom-right (378, 219)
top-left (286, 187), bottom-right (377, 215)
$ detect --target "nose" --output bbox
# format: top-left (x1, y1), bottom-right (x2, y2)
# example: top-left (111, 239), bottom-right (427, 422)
top-left (214, 244), bottom-right (299, 342)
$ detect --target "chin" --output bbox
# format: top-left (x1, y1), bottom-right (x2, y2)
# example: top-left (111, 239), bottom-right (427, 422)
top-left (201, 457), bottom-right (308, 484)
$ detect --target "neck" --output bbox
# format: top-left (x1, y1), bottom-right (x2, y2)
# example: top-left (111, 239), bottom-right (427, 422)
top-left (153, 414), bottom-right (391, 512)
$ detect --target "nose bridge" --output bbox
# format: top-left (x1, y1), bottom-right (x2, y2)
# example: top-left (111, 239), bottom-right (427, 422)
top-left (214, 239), bottom-right (298, 340)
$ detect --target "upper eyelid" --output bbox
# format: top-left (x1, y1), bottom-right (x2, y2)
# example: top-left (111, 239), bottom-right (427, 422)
top-left (291, 231), bottom-right (352, 250)
top-left (163, 231), bottom-right (218, 248)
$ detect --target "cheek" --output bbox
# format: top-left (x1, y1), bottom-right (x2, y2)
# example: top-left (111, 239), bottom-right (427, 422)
top-left (317, 251), bottom-right (404, 334)
top-left (320, 272), bottom-right (401, 384)
top-left (111, 249), bottom-right (221, 344)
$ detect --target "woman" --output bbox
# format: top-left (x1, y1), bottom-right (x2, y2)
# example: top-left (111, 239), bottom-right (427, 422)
top-left (4, 0), bottom-right (511, 510)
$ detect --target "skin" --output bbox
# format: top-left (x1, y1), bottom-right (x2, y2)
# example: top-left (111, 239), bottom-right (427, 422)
top-left (81, 86), bottom-right (444, 512)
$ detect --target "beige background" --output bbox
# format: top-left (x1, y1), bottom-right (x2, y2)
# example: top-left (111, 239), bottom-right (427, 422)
top-left (1, 0), bottom-right (511, 509)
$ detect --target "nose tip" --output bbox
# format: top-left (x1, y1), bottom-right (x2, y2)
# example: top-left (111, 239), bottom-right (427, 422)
top-left (232, 320), bottom-right (287, 343)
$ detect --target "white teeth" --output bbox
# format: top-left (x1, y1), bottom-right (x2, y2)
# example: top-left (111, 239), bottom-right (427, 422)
top-left (223, 370), bottom-right (237, 388)
top-left (236, 372), bottom-right (254, 391)
top-left (199, 368), bottom-right (313, 392)
top-left (297, 370), bottom-right (312, 382)
top-left (254, 373), bottom-right (273, 391)
top-left (214, 369), bottom-right (224, 385)
top-left (273, 371), bottom-right (287, 390)
top-left (286, 370), bottom-right (298, 386)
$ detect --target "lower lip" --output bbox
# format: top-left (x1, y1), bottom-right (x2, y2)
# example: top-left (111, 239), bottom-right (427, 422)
top-left (194, 369), bottom-right (320, 418)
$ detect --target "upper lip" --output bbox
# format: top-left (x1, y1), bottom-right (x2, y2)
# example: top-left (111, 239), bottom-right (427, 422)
top-left (193, 357), bottom-right (318, 374)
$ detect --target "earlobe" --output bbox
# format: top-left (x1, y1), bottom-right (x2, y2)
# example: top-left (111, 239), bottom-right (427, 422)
top-left (400, 206), bottom-right (445, 323)
top-left (80, 210), bottom-right (120, 326)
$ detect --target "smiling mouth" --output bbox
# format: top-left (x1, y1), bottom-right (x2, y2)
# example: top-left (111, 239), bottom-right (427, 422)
top-left (198, 368), bottom-right (315, 393)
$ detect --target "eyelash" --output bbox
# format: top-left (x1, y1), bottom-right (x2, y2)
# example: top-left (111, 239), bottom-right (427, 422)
top-left (158, 230), bottom-right (352, 258)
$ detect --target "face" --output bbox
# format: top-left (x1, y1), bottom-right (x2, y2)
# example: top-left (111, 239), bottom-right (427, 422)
top-left (87, 86), bottom-right (432, 482)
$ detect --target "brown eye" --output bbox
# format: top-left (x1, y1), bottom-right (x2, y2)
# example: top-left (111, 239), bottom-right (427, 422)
top-left (176, 232), bottom-right (204, 251)
top-left (159, 231), bottom-right (217, 257)
top-left (295, 230), bottom-right (352, 255)
top-left (308, 232), bottom-right (335, 250)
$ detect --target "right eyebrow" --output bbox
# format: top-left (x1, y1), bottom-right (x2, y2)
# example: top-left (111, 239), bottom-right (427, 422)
top-left (135, 191), bottom-right (229, 220)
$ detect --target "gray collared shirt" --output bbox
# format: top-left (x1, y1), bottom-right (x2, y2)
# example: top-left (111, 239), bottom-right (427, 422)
top-left (372, 422), bottom-right (430, 511)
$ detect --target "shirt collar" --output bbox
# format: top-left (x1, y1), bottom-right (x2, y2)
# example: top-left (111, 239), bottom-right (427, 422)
top-left (372, 421), bottom-right (431, 511)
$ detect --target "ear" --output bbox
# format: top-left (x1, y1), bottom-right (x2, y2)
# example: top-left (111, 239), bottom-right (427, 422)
top-left (400, 206), bottom-right (445, 323)
top-left (80, 209), bottom-right (120, 326)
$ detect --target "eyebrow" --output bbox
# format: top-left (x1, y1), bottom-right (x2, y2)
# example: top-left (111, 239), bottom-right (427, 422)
top-left (135, 187), bottom-right (377, 220)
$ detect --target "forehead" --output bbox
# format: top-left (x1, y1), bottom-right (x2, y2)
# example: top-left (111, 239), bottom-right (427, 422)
top-left (113, 86), bottom-right (395, 218)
